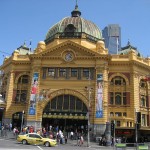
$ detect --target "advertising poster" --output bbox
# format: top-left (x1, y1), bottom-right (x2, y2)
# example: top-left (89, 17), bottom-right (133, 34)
top-left (29, 73), bottom-right (39, 115)
top-left (96, 73), bottom-right (103, 118)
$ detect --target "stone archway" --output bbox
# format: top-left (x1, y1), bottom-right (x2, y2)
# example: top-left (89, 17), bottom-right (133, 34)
top-left (36, 89), bottom-right (88, 122)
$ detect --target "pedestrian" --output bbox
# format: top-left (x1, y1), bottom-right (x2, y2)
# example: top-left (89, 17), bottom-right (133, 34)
top-left (13, 127), bottom-right (19, 139)
top-left (79, 135), bottom-right (84, 146)
top-left (65, 135), bottom-right (67, 144)
top-left (77, 133), bottom-right (81, 146)
top-left (1, 125), bottom-right (4, 137)
top-left (42, 128), bottom-right (47, 138)
top-left (9, 123), bottom-right (12, 131)
top-left (70, 131), bottom-right (74, 140)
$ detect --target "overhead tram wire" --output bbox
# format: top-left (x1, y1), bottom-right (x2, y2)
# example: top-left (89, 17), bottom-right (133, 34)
top-left (0, 50), bottom-right (11, 56)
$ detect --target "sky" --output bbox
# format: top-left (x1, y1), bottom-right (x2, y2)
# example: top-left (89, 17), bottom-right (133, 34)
top-left (0, 0), bottom-right (150, 65)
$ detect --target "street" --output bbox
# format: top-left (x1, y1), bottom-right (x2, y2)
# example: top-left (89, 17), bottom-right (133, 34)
top-left (0, 130), bottom-right (148, 150)
top-left (0, 138), bottom-right (114, 150)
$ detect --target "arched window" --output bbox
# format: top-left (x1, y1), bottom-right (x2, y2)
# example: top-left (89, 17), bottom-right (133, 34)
top-left (64, 24), bottom-right (76, 37)
top-left (111, 76), bottom-right (126, 85)
top-left (15, 75), bottom-right (29, 103)
top-left (1, 77), bottom-right (7, 100)
top-left (43, 94), bottom-right (88, 113)
top-left (115, 93), bottom-right (121, 105)
top-left (140, 79), bottom-right (146, 88)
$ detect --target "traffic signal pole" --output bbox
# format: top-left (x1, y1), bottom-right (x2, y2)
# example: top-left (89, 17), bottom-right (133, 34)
top-left (111, 120), bottom-right (115, 146)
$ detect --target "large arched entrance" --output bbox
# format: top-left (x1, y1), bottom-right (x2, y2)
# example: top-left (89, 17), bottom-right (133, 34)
top-left (42, 94), bottom-right (88, 133)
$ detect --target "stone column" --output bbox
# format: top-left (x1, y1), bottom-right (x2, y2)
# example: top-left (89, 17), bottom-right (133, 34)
top-left (4, 71), bottom-right (15, 124)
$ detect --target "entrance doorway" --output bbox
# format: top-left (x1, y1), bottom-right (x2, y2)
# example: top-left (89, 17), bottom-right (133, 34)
top-left (42, 94), bottom-right (88, 134)
top-left (12, 112), bottom-right (23, 130)
top-left (42, 118), bottom-right (87, 133)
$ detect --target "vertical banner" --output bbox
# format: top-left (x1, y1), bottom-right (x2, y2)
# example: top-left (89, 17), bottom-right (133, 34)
top-left (29, 73), bottom-right (39, 115)
top-left (96, 73), bottom-right (103, 118)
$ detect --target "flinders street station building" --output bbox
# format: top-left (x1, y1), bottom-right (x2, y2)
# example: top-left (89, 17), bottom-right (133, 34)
top-left (0, 4), bottom-right (150, 142)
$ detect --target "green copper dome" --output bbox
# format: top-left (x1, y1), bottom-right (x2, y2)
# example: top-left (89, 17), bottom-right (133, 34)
top-left (45, 4), bottom-right (102, 44)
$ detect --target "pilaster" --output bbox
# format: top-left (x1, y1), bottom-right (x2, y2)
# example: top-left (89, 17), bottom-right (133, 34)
top-left (5, 71), bottom-right (15, 119)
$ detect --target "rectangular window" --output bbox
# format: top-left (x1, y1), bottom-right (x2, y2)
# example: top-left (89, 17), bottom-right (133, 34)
top-left (22, 75), bottom-right (29, 84)
top-left (110, 112), bottom-right (114, 117)
top-left (70, 95), bottom-right (75, 111)
top-left (116, 121), bottom-right (121, 127)
top-left (15, 90), bottom-right (27, 102)
top-left (141, 95), bottom-right (146, 107)
top-left (110, 92), bottom-right (114, 104)
top-left (83, 68), bottom-right (90, 78)
top-left (48, 68), bottom-right (55, 77)
top-left (123, 92), bottom-right (127, 105)
top-left (51, 97), bottom-right (57, 110)
top-left (57, 96), bottom-right (63, 110)
top-left (42, 68), bottom-right (47, 79)
top-left (115, 112), bottom-right (122, 117)
top-left (63, 95), bottom-right (69, 110)
top-left (123, 112), bottom-right (127, 116)
top-left (76, 98), bottom-right (82, 111)
top-left (115, 92), bottom-right (121, 105)
top-left (142, 114), bottom-right (146, 126)
top-left (71, 68), bottom-right (78, 77)
top-left (59, 68), bottom-right (66, 77)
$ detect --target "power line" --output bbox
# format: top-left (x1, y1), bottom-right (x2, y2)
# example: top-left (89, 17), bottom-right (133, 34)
top-left (0, 50), bottom-right (11, 55)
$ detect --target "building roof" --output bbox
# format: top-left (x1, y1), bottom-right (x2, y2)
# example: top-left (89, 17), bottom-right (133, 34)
top-left (119, 41), bottom-right (140, 55)
top-left (45, 4), bottom-right (102, 44)
top-left (17, 42), bottom-right (32, 55)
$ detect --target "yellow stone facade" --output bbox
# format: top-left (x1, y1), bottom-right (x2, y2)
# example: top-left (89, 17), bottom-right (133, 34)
top-left (0, 5), bottom-right (150, 142)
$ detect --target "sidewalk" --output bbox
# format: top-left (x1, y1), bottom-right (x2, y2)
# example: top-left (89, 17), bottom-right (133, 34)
top-left (66, 139), bottom-right (113, 149)
top-left (0, 130), bottom-right (15, 140)
top-left (1, 132), bottom-right (142, 149)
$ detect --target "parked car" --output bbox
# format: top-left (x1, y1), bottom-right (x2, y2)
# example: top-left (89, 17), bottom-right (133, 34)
top-left (17, 133), bottom-right (57, 147)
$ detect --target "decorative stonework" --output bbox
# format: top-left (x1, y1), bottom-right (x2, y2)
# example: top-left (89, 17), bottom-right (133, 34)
top-left (109, 73), bottom-right (129, 85)
top-left (37, 89), bottom-right (88, 117)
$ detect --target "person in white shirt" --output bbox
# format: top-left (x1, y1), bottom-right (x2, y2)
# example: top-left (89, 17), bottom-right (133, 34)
top-left (70, 131), bottom-right (74, 140)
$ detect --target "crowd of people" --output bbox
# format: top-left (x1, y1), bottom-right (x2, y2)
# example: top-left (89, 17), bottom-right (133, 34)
top-left (12, 124), bottom-right (85, 146)
top-left (0, 123), bottom-right (13, 137)
top-left (0, 123), bottom-right (85, 146)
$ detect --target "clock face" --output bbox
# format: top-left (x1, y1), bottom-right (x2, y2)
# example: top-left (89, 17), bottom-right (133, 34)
top-left (65, 53), bottom-right (73, 61)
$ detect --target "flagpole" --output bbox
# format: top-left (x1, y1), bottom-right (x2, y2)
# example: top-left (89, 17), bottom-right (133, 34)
top-left (29, 40), bottom-right (32, 54)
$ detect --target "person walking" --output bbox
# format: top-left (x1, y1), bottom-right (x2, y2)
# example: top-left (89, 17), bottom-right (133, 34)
top-left (9, 123), bottom-right (12, 131)
top-left (79, 135), bottom-right (84, 146)
top-left (70, 131), bottom-right (74, 140)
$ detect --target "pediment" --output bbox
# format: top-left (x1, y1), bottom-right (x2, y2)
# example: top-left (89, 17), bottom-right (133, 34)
top-left (36, 40), bottom-right (100, 58)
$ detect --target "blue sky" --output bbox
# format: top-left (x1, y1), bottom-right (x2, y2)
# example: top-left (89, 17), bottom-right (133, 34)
top-left (0, 0), bottom-right (150, 65)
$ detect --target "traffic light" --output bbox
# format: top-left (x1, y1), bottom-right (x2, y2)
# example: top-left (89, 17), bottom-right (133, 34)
top-left (136, 112), bottom-right (141, 129)
top-left (111, 120), bottom-right (115, 137)
top-left (136, 112), bottom-right (141, 124)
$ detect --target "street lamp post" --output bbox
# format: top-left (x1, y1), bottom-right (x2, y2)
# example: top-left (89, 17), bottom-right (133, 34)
top-left (85, 71), bottom-right (93, 147)
top-left (85, 86), bottom-right (92, 147)
top-left (135, 109), bottom-right (138, 147)
top-left (21, 110), bottom-right (24, 132)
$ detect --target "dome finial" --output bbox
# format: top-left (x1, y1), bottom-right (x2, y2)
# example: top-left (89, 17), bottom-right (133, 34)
top-left (71, 0), bottom-right (81, 17)
top-left (75, 0), bottom-right (78, 8)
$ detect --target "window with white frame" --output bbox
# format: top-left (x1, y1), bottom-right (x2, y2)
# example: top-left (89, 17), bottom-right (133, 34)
top-left (141, 114), bottom-right (146, 126)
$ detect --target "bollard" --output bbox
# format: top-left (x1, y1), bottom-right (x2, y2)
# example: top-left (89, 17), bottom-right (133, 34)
top-left (115, 143), bottom-right (126, 150)
top-left (138, 145), bottom-right (148, 150)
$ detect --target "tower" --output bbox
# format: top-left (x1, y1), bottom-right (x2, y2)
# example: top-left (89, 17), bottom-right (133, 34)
top-left (102, 24), bottom-right (121, 54)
